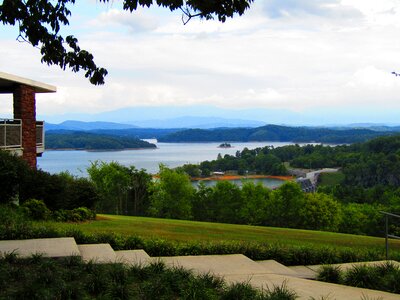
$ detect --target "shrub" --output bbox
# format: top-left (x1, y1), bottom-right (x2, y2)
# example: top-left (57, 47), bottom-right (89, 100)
top-left (343, 265), bottom-right (377, 289)
top-left (0, 204), bottom-right (32, 240)
top-left (21, 199), bottom-right (51, 220)
top-left (316, 265), bottom-right (342, 283)
top-left (317, 262), bottom-right (400, 294)
top-left (53, 207), bottom-right (96, 222)
top-left (20, 170), bottom-right (99, 211)
top-left (0, 150), bottom-right (31, 204)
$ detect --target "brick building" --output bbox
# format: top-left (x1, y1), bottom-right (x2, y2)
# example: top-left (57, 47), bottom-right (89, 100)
top-left (0, 72), bottom-right (56, 168)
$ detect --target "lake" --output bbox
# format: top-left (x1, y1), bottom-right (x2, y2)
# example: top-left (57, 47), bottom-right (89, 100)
top-left (192, 177), bottom-right (285, 189)
top-left (37, 141), bottom-right (302, 177)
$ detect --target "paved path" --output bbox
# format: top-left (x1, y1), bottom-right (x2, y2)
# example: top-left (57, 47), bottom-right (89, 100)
top-left (1, 238), bottom-right (399, 299)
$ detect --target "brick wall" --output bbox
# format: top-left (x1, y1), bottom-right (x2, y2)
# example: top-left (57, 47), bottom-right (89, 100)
top-left (13, 85), bottom-right (37, 168)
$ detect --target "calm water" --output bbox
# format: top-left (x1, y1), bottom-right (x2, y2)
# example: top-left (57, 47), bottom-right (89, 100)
top-left (38, 141), bottom-right (300, 177)
top-left (192, 178), bottom-right (285, 189)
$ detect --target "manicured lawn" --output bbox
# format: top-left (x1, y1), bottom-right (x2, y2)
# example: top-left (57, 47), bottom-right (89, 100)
top-left (45, 214), bottom-right (400, 252)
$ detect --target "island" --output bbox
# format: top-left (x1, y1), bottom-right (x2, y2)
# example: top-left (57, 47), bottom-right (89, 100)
top-left (218, 142), bottom-right (232, 148)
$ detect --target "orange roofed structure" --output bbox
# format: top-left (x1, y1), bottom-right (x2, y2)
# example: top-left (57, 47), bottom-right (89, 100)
top-left (0, 72), bottom-right (56, 168)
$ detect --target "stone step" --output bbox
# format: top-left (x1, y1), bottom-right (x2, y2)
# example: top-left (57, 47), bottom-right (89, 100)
top-left (158, 254), bottom-right (268, 276)
top-left (78, 244), bottom-right (116, 263)
top-left (115, 250), bottom-right (151, 265)
top-left (224, 273), bottom-right (400, 300)
top-left (256, 260), bottom-right (299, 276)
top-left (0, 237), bottom-right (80, 258)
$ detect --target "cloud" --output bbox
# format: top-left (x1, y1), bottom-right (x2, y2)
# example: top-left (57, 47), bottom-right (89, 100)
top-left (91, 8), bottom-right (159, 32)
top-left (262, 0), bottom-right (361, 19)
top-left (2, 1), bottom-right (400, 124)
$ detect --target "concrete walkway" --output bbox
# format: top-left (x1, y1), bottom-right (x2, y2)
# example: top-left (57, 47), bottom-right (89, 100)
top-left (1, 238), bottom-right (399, 299)
top-left (0, 237), bottom-right (80, 257)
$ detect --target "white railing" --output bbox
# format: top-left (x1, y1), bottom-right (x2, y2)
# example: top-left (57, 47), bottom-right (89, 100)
top-left (0, 118), bottom-right (22, 149)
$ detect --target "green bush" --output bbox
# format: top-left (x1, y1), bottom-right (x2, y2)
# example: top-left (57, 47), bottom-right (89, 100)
top-left (0, 204), bottom-right (33, 240)
top-left (21, 199), bottom-right (51, 220)
top-left (20, 170), bottom-right (99, 211)
top-left (0, 150), bottom-right (31, 204)
top-left (316, 265), bottom-right (342, 283)
top-left (317, 262), bottom-right (400, 294)
top-left (53, 207), bottom-right (96, 222)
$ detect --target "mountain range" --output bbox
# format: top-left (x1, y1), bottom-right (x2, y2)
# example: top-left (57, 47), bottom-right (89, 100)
top-left (39, 105), bottom-right (400, 126)
top-left (45, 117), bottom-right (266, 131)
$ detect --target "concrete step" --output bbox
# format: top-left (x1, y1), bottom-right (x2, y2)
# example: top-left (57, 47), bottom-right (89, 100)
top-left (78, 244), bottom-right (116, 263)
top-left (158, 254), bottom-right (268, 276)
top-left (115, 250), bottom-right (151, 265)
top-left (256, 260), bottom-right (299, 277)
top-left (287, 265), bottom-right (318, 279)
top-left (307, 260), bottom-right (400, 273)
top-left (0, 237), bottom-right (80, 258)
top-left (224, 273), bottom-right (400, 300)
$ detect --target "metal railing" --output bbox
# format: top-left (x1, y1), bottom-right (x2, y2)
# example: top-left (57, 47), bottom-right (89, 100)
top-left (0, 118), bottom-right (45, 150)
top-left (36, 121), bottom-right (44, 146)
top-left (0, 118), bottom-right (22, 149)
top-left (381, 211), bottom-right (400, 260)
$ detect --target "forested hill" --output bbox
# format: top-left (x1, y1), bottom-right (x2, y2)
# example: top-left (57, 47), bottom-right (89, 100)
top-left (45, 131), bottom-right (157, 150)
top-left (158, 125), bottom-right (392, 143)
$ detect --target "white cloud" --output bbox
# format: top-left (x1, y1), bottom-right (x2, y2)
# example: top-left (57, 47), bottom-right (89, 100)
top-left (90, 8), bottom-right (159, 32)
top-left (2, 1), bottom-right (400, 123)
top-left (262, 0), bottom-right (361, 19)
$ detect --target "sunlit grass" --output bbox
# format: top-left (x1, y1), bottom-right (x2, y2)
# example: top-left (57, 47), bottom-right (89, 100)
top-left (40, 214), bottom-right (400, 251)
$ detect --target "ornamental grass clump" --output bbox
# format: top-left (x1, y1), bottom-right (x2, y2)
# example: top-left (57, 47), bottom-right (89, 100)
top-left (317, 262), bottom-right (400, 294)
top-left (0, 255), bottom-right (299, 300)
top-left (316, 265), bottom-right (342, 284)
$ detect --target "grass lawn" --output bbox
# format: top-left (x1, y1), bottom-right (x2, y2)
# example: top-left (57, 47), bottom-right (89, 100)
top-left (44, 214), bottom-right (400, 252)
top-left (318, 172), bottom-right (345, 186)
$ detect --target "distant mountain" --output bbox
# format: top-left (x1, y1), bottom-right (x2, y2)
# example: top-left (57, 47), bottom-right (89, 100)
top-left (45, 120), bottom-right (138, 131)
top-left (39, 104), bottom-right (400, 126)
top-left (132, 116), bottom-right (266, 129)
top-left (39, 105), bottom-right (300, 125)
top-left (158, 125), bottom-right (394, 144)
top-left (45, 117), bottom-right (265, 130)
top-left (326, 124), bottom-right (400, 132)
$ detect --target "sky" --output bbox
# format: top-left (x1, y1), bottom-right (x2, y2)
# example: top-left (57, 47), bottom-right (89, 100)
top-left (1, 0), bottom-right (400, 125)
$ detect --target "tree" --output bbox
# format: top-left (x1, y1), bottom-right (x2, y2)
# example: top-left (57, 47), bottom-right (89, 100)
top-left (128, 166), bottom-right (153, 215)
top-left (299, 193), bottom-right (341, 232)
top-left (239, 181), bottom-right (270, 225)
top-left (0, 0), bottom-right (254, 85)
top-left (267, 182), bottom-right (305, 228)
top-left (87, 161), bottom-right (131, 214)
top-left (210, 181), bottom-right (242, 223)
top-left (148, 165), bottom-right (194, 219)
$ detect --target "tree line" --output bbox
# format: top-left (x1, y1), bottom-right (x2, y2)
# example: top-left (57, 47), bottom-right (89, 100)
top-left (46, 131), bottom-right (156, 150)
top-left (87, 162), bottom-right (398, 237)
top-left (158, 124), bottom-right (392, 143)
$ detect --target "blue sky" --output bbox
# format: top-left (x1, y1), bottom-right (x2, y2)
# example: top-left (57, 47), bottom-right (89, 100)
top-left (1, 0), bottom-right (400, 125)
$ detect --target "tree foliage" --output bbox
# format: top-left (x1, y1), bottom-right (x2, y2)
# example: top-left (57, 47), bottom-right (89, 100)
top-left (149, 164), bottom-right (194, 219)
top-left (0, 150), bottom-right (99, 210)
top-left (0, 0), bottom-right (254, 84)
top-left (46, 131), bottom-right (157, 150)
top-left (87, 161), bottom-right (153, 215)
